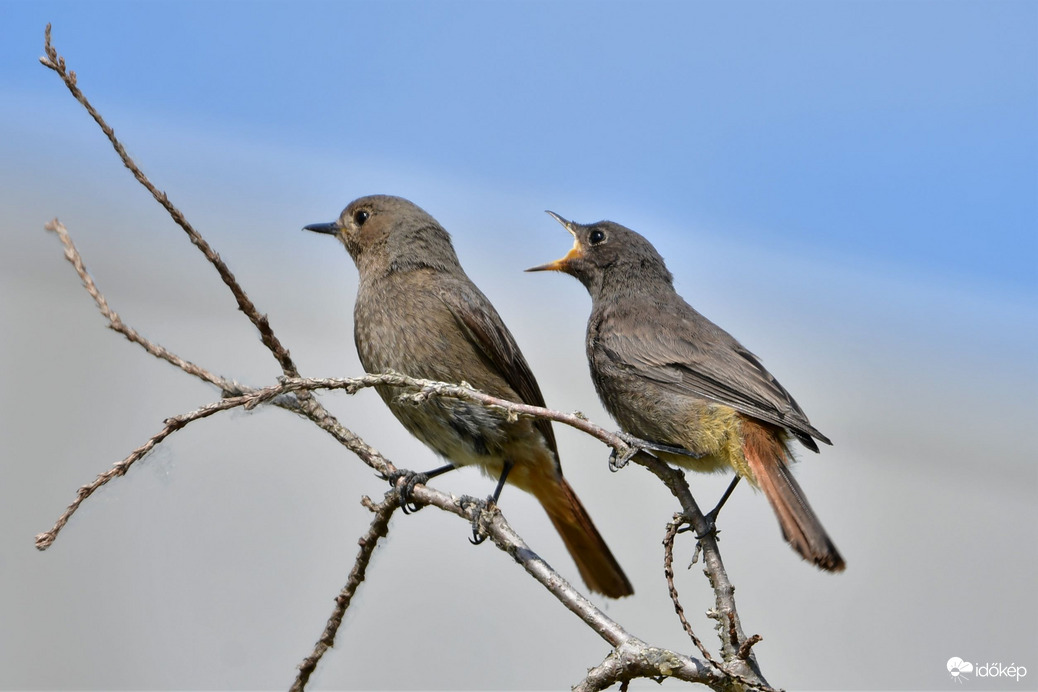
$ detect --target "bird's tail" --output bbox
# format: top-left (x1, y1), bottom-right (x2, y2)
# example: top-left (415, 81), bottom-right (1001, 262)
top-left (741, 418), bottom-right (845, 572)
top-left (534, 477), bottom-right (634, 598)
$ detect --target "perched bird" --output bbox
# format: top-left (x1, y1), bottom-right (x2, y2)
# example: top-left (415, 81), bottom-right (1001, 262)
top-left (528, 212), bottom-right (844, 572)
top-left (303, 195), bottom-right (633, 597)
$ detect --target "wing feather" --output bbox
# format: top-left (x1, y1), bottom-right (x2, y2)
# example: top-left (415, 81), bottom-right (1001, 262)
top-left (598, 300), bottom-right (830, 449)
top-left (439, 282), bottom-right (561, 466)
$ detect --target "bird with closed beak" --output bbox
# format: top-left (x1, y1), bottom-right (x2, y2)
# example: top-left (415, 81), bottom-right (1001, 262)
top-left (528, 212), bottom-right (844, 572)
top-left (304, 195), bottom-right (633, 597)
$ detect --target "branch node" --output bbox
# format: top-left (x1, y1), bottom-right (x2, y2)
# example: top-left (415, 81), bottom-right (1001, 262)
top-left (738, 634), bottom-right (763, 661)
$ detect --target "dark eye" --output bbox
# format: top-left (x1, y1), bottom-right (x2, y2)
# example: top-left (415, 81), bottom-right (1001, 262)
top-left (588, 229), bottom-right (606, 245)
top-left (354, 210), bottom-right (370, 226)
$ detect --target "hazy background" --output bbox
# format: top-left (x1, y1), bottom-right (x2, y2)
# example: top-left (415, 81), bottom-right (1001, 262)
top-left (2, 1), bottom-right (1035, 690)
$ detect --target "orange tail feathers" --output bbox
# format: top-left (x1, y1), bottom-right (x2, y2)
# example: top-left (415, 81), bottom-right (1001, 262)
top-left (742, 418), bottom-right (845, 572)
top-left (534, 477), bottom-right (634, 598)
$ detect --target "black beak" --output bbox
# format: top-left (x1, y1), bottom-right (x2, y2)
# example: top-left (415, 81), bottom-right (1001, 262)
top-left (544, 210), bottom-right (574, 230)
top-left (303, 222), bottom-right (339, 235)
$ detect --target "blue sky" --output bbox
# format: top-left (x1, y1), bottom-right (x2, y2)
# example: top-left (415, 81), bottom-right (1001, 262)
top-left (4, 1), bottom-right (1035, 292)
top-left (3, 2), bottom-right (1036, 690)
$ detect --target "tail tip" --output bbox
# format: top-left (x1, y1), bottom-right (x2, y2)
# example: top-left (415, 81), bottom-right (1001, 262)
top-left (813, 550), bottom-right (846, 573)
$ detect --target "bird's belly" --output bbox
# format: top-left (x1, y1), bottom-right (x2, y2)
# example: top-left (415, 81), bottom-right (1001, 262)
top-left (384, 394), bottom-right (507, 466)
top-left (594, 370), bottom-right (741, 474)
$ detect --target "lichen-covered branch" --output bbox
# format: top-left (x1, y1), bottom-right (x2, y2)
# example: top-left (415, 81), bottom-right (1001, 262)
top-left (574, 639), bottom-right (723, 692)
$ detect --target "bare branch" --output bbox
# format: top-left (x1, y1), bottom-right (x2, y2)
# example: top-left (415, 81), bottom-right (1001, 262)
top-left (575, 639), bottom-right (722, 692)
top-left (44, 218), bottom-right (243, 393)
top-left (40, 24), bottom-right (300, 380)
top-left (41, 217), bottom-right (391, 481)
top-left (260, 373), bottom-right (652, 461)
top-left (35, 392), bottom-right (255, 550)
top-left (31, 375), bottom-right (403, 550)
top-left (663, 515), bottom-right (723, 669)
top-left (738, 634), bottom-right (764, 662)
top-left (629, 451), bottom-right (766, 680)
top-left (292, 494), bottom-right (398, 691)
top-left (400, 483), bottom-right (730, 689)
top-left (32, 356), bottom-right (768, 687)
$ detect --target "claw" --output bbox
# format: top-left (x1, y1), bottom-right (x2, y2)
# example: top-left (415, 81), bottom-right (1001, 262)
top-left (609, 444), bottom-right (639, 471)
top-left (385, 463), bottom-right (457, 514)
top-left (467, 496), bottom-right (492, 545)
top-left (694, 522), bottom-right (721, 541)
top-left (386, 470), bottom-right (429, 514)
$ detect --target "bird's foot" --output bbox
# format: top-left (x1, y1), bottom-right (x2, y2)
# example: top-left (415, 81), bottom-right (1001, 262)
top-left (684, 516), bottom-right (721, 541)
top-left (673, 509), bottom-right (721, 540)
top-left (675, 514), bottom-right (719, 567)
top-left (461, 495), bottom-right (494, 545)
top-left (385, 469), bottom-right (429, 514)
top-left (385, 463), bottom-right (457, 514)
top-left (608, 443), bottom-right (639, 472)
top-left (609, 431), bottom-right (702, 471)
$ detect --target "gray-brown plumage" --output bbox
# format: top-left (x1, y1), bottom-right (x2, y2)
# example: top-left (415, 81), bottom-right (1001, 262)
top-left (304, 195), bottom-right (633, 597)
top-left (528, 212), bottom-right (844, 572)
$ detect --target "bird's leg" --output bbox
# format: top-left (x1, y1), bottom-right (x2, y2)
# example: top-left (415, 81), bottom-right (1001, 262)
top-left (704, 475), bottom-right (740, 529)
top-left (385, 463), bottom-right (456, 514)
top-left (609, 431), bottom-right (704, 471)
top-left (470, 459), bottom-right (513, 545)
top-left (679, 475), bottom-right (741, 539)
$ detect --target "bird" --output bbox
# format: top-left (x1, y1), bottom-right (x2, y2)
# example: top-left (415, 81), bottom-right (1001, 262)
top-left (303, 195), bottom-right (634, 597)
top-left (527, 211), bottom-right (845, 572)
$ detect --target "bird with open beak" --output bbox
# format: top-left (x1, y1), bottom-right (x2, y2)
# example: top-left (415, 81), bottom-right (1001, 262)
top-left (528, 211), bottom-right (844, 572)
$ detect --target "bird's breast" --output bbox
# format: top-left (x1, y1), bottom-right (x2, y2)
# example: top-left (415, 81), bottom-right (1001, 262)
top-left (351, 277), bottom-right (544, 470)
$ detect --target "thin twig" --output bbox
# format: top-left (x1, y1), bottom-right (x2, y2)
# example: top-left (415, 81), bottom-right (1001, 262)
top-left (31, 374), bottom-right (404, 550)
top-left (662, 518), bottom-right (779, 692)
top-left (407, 484), bottom-right (723, 689)
top-left (44, 219), bottom-right (243, 393)
top-left (663, 515), bottom-right (722, 668)
top-left (42, 218), bottom-right (390, 485)
top-left (738, 635), bottom-right (764, 662)
top-left (629, 452), bottom-right (768, 681)
top-left (34, 391), bottom-right (259, 550)
top-left (40, 24), bottom-right (300, 380)
top-left (292, 494), bottom-right (398, 691)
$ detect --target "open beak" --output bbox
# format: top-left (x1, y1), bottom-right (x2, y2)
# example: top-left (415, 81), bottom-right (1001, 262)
top-left (303, 221), bottom-right (339, 235)
top-left (525, 210), bottom-right (583, 272)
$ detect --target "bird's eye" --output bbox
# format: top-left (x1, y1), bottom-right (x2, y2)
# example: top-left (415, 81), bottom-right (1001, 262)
top-left (354, 210), bottom-right (370, 226)
top-left (588, 229), bottom-right (606, 245)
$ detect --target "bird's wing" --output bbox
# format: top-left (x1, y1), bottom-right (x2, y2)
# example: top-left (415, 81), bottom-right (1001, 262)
top-left (598, 303), bottom-right (830, 450)
top-left (439, 282), bottom-right (561, 465)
